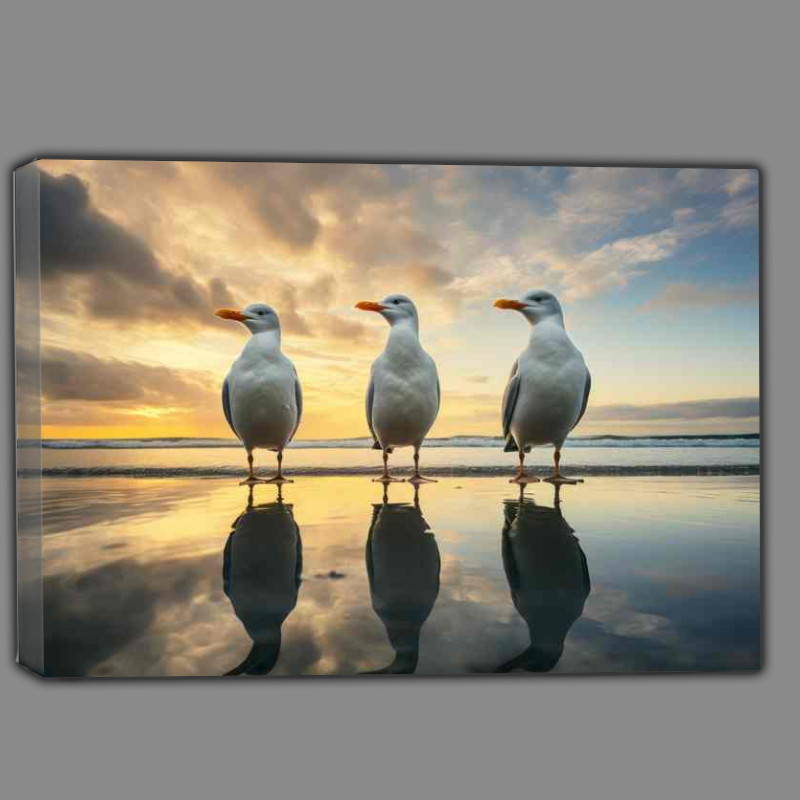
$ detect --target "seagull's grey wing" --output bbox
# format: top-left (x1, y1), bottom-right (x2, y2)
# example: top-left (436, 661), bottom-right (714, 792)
top-left (289, 369), bottom-right (303, 442)
top-left (501, 359), bottom-right (521, 452)
top-left (572, 369), bottom-right (591, 430)
top-left (222, 377), bottom-right (238, 439)
top-left (366, 372), bottom-right (381, 449)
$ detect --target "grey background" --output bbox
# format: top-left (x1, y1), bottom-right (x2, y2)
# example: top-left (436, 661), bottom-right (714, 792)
top-left (1, 1), bottom-right (793, 798)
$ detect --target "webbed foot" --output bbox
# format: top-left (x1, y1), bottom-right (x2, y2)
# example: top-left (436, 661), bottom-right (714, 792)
top-left (509, 474), bottom-right (540, 485)
top-left (543, 474), bottom-right (582, 486)
top-left (240, 477), bottom-right (271, 486)
top-left (408, 475), bottom-right (437, 485)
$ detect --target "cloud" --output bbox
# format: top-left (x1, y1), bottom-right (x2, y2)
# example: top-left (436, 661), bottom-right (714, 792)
top-left (678, 168), bottom-right (724, 193)
top-left (678, 168), bottom-right (757, 198)
top-left (642, 282), bottom-right (759, 310)
top-left (562, 227), bottom-right (682, 298)
top-left (445, 168), bottom-right (738, 303)
top-left (44, 559), bottom-right (160, 676)
top-left (245, 273), bottom-right (374, 343)
top-left (40, 346), bottom-right (213, 405)
top-left (39, 170), bottom-right (236, 326)
top-left (178, 162), bottom-right (449, 320)
top-left (677, 168), bottom-right (759, 229)
top-left (519, 211), bottom-right (710, 302)
top-left (43, 551), bottom-right (232, 677)
top-left (204, 163), bottom-right (322, 249)
top-left (555, 167), bottom-right (672, 229)
top-left (326, 214), bottom-right (444, 270)
top-left (590, 397), bottom-right (759, 421)
top-left (318, 314), bottom-right (372, 342)
top-left (726, 170), bottom-right (758, 196)
top-left (721, 196), bottom-right (759, 228)
top-left (399, 262), bottom-right (455, 290)
top-left (202, 161), bottom-right (400, 253)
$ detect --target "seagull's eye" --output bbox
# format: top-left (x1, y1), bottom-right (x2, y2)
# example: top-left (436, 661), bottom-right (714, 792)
top-left (393, 299), bottom-right (401, 305)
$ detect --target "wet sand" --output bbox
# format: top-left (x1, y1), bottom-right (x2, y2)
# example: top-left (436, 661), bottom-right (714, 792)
top-left (36, 474), bottom-right (760, 677)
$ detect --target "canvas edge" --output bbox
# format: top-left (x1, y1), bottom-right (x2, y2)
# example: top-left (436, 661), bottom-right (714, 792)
top-left (14, 160), bottom-right (45, 676)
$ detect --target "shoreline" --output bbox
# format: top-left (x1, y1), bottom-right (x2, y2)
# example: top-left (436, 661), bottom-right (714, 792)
top-left (24, 465), bottom-right (761, 478)
top-left (28, 433), bottom-right (761, 450)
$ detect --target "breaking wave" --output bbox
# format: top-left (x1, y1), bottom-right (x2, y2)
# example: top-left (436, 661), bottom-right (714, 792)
top-left (28, 434), bottom-right (760, 450)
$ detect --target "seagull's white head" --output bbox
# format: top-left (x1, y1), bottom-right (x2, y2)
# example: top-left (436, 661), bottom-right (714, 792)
top-left (215, 303), bottom-right (281, 335)
top-left (355, 294), bottom-right (420, 331)
top-left (494, 290), bottom-right (564, 326)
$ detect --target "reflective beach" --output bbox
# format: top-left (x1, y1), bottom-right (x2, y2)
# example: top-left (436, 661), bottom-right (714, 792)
top-left (37, 475), bottom-right (761, 677)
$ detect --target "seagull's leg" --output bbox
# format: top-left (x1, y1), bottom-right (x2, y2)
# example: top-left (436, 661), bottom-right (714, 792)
top-left (372, 449), bottom-right (404, 483)
top-left (239, 451), bottom-right (264, 486)
top-left (510, 447), bottom-right (539, 485)
top-left (277, 450), bottom-right (289, 482)
top-left (408, 447), bottom-right (437, 485)
top-left (263, 449), bottom-right (294, 484)
top-left (544, 448), bottom-right (582, 485)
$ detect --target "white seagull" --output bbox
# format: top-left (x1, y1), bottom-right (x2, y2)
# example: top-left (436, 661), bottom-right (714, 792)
top-left (494, 290), bottom-right (590, 485)
top-left (216, 303), bottom-right (302, 485)
top-left (356, 294), bottom-right (440, 485)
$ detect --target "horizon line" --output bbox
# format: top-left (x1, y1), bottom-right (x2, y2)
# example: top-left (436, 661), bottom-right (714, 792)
top-left (31, 431), bottom-right (761, 442)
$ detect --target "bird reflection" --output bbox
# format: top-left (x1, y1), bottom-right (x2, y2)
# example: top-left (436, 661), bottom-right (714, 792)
top-left (365, 486), bottom-right (441, 673)
top-left (223, 487), bottom-right (302, 675)
top-left (498, 486), bottom-right (590, 672)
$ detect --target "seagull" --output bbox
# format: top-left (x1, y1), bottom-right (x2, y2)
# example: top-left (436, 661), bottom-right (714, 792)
top-left (355, 294), bottom-right (440, 485)
top-left (494, 290), bottom-right (590, 485)
top-left (215, 303), bottom-right (302, 485)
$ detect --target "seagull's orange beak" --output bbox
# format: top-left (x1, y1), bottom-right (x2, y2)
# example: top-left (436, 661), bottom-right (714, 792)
top-left (355, 301), bottom-right (387, 313)
top-left (494, 299), bottom-right (527, 311)
top-left (215, 308), bottom-right (248, 322)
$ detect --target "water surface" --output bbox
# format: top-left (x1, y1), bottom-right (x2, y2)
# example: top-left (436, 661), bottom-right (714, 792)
top-left (39, 475), bottom-right (760, 677)
top-left (39, 444), bottom-right (759, 476)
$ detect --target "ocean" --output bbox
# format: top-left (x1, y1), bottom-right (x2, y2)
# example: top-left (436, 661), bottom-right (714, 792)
top-left (24, 434), bottom-right (759, 477)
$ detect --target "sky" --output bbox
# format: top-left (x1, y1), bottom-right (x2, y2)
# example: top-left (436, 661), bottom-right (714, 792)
top-left (35, 161), bottom-right (759, 440)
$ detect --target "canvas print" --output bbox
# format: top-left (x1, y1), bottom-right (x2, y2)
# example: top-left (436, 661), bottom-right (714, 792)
top-left (15, 160), bottom-right (760, 677)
